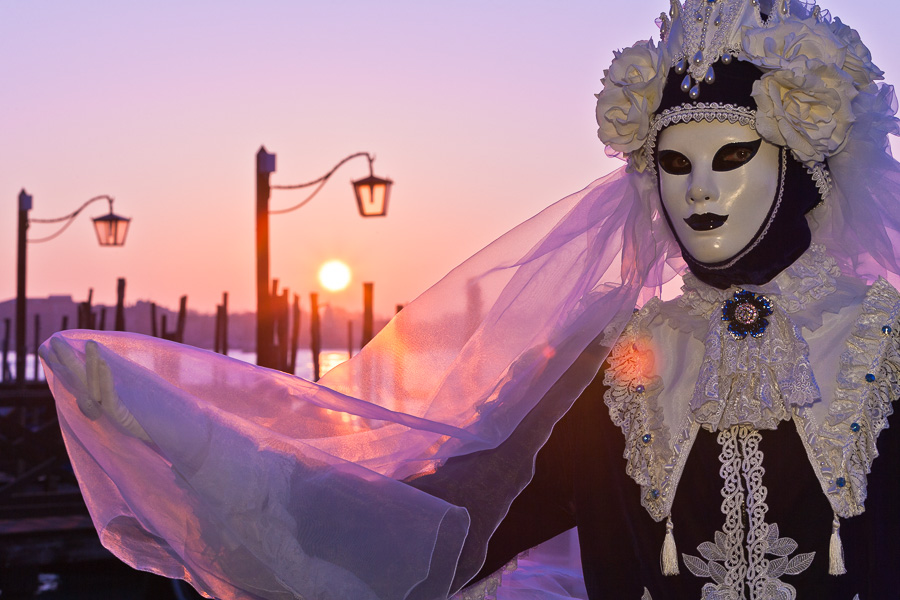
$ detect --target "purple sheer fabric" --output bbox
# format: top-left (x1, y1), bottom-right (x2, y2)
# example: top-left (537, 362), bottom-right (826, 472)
top-left (40, 74), bottom-right (900, 597)
top-left (41, 168), bottom-right (682, 600)
top-left (812, 83), bottom-right (900, 286)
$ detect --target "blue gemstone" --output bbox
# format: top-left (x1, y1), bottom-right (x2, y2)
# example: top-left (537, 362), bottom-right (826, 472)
top-left (651, 489), bottom-right (660, 499)
top-left (642, 433), bottom-right (652, 444)
top-left (883, 325), bottom-right (893, 335)
top-left (866, 373), bottom-right (876, 383)
top-left (636, 385), bottom-right (646, 394)
top-left (836, 477), bottom-right (846, 488)
top-left (851, 422), bottom-right (861, 432)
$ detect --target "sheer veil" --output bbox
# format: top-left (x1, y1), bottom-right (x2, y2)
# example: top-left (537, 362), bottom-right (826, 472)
top-left (39, 0), bottom-right (900, 598)
top-left (41, 164), bottom-right (682, 599)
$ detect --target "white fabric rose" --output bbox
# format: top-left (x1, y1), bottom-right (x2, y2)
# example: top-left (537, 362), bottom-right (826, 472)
top-left (742, 20), bottom-right (846, 71)
top-left (595, 40), bottom-right (668, 160)
top-left (752, 58), bottom-right (858, 165)
top-left (830, 17), bottom-right (884, 87)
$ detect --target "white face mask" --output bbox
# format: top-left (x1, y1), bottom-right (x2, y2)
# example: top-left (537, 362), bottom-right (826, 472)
top-left (657, 120), bottom-right (780, 264)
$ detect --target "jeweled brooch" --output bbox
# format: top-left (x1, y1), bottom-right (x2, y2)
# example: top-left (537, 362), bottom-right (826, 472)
top-left (721, 290), bottom-right (773, 339)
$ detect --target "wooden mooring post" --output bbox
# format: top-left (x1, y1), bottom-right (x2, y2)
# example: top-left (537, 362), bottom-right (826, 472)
top-left (310, 292), bottom-right (321, 381)
top-left (361, 282), bottom-right (374, 348)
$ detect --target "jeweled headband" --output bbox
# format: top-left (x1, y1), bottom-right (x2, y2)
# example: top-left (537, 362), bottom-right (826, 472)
top-left (594, 0), bottom-right (885, 197)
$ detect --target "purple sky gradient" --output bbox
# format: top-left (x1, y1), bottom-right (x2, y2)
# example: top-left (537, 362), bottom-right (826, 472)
top-left (3, 0), bottom-right (899, 316)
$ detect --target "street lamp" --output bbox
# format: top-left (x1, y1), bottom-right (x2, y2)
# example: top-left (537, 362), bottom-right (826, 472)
top-left (255, 147), bottom-right (392, 371)
top-left (352, 170), bottom-right (392, 218)
top-left (15, 191), bottom-right (130, 385)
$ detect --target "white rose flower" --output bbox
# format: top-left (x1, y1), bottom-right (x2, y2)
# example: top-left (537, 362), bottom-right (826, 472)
top-left (752, 58), bottom-right (858, 165)
top-left (595, 39), bottom-right (669, 157)
top-left (830, 17), bottom-right (884, 86)
top-left (742, 20), bottom-right (845, 71)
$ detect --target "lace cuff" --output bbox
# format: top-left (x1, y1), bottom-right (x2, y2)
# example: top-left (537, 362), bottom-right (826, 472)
top-left (451, 556), bottom-right (518, 600)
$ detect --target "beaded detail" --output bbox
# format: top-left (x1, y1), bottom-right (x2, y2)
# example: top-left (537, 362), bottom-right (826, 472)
top-left (604, 300), bottom-right (700, 522)
top-left (721, 290), bottom-right (774, 339)
top-left (793, 278), bottom-right (900, 517)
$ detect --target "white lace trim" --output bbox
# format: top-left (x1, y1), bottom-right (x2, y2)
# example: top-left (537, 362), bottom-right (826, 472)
top-left (451, 556), bottom-right (519, 600)
top-left (683, 425), bottom-right (815, 600)
top-left (644, 103), bottom-right (756, 177)
top-left (794, 278), bottom-right (900, 518)
top-left (678, 244), bottom-right (841, 319)
top-left (604, 299), bottom-right (700, 521)
top-left (681, 245), bottom-right (845, 431)
top-left (690, 290), bottom-right (820, 432)
top-left (641, 100), bottom-right (834, 195)
top-left (606, 252), bottom-right (900, 528)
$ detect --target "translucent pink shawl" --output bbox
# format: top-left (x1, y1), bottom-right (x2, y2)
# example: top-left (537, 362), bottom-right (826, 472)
top-left (41, 79), bottom-right (900, 599)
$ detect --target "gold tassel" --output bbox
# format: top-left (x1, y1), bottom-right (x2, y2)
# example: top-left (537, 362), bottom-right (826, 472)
top-left (829, 513), bottom-right (847, 575)
top-left (661, 516), bottom-right (679, 575)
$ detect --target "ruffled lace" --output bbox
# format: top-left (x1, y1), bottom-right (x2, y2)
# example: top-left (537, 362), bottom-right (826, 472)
top-left (681, 246), bottom-right (841, 432)
top-left (678, 244), bottom-right (841, 319)
top-left (604, 300), bottom-right (697, 521)
top-left (605, 245), bottom-right (900, 524)
top-left (451, 556), bottom-right (519, 600)
top-left (689, 297), bottom-right (820, 432)
top-left (794, 278), bottom-right (900, 518)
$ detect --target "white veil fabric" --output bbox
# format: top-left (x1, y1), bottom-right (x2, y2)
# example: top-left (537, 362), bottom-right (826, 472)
top-left (42, 167), bottom-right (684, 600)
top-left (40, 1), bottom-right (900, 597)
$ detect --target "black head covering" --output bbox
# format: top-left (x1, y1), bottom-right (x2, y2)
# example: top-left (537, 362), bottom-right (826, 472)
top-left (654, 59), bottom-right (823, 289)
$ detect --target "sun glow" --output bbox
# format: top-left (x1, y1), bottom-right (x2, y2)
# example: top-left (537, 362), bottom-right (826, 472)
top-left (318, 260), bottom-right (352, 292)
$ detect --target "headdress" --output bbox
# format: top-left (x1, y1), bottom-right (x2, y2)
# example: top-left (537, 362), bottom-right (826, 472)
top-left (595, 0), bottom-right (887, 196)
top-left (596, 0), bottom-right (900, 287)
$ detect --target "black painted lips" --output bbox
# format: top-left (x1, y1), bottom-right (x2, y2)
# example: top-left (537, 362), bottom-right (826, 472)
top-left (684, 213), bottom-right (728, 231)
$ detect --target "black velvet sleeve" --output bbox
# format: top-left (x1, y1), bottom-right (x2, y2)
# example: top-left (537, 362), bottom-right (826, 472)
top-left (470, 396), bottom-right (579, 580)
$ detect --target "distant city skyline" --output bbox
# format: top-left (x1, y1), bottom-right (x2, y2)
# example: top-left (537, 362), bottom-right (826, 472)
top-left (3, 0), bottom-right (899, 317)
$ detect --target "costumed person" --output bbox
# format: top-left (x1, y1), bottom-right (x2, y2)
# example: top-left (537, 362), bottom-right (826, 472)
top-left (39, 0), bottom-right (900, 598)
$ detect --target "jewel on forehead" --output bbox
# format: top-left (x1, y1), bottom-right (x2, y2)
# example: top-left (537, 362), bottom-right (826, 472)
top-left (663, 0), bottom-right (767, 99)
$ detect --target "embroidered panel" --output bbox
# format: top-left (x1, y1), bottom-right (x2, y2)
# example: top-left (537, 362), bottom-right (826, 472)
top-left (794, 278), bottom-right (900, 518)
top-left (604, 300), bottom-right (699, 521)
top-left (683, 425), bottom-right (814, 599)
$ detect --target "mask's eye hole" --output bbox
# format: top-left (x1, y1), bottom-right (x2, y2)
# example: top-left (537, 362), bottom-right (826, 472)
top-left (712, 138), bottom-right (763, 171)
top-left (658, 150), bottom-right (691, 175)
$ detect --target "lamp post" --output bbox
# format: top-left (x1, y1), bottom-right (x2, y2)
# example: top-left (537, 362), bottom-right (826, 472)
top-left (15, 191), bottom-right (130, 385)
top-left (255, 146), bottom-right (392, 371)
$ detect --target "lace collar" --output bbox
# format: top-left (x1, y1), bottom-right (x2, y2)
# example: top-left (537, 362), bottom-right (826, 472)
top-left (604, 269), bottom-right (900, 523)
top-left (677, 244), bottom-right (842, 320)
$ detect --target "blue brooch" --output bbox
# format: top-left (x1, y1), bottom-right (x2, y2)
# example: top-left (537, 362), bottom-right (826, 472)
top-left (721, 290), bottom-right (773, 339)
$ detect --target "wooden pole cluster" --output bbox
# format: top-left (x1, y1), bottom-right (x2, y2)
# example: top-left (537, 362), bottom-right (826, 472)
top-left (151, 296), bottom-right (188, 343)
top-left (77, 289), bottom-right (96, 329)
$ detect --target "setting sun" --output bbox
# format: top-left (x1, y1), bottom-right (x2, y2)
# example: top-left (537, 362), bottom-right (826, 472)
top-left (318, 260), bottom-right (352, 292)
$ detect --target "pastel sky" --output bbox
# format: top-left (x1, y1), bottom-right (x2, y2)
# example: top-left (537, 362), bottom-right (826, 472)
top-left (3, 0), bottom-right (899, 317)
